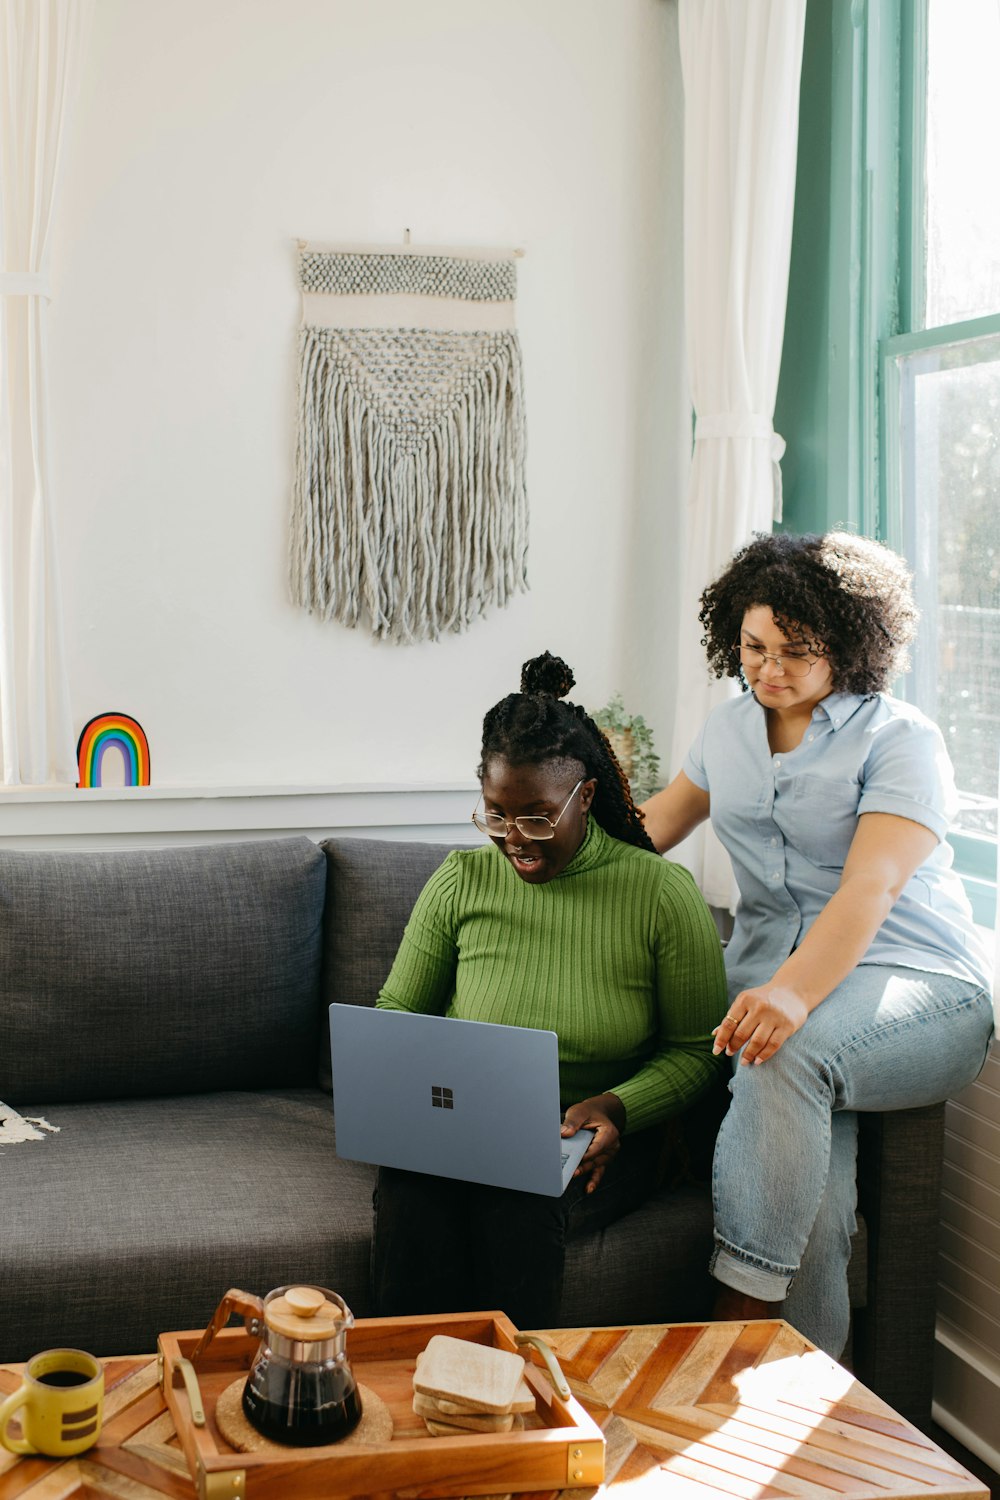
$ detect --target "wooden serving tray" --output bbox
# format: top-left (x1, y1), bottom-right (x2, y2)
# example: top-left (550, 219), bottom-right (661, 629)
top-left (158, 1310), bottom-right (605, 1500)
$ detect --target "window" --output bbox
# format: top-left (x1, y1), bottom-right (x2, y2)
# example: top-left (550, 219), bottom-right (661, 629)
top-left (882, 0), bottom-right (1000, 925)
top-left (923, 0), bottom-right (1000, 331)
top-left (780, 0), bottom-right (1000, 1443)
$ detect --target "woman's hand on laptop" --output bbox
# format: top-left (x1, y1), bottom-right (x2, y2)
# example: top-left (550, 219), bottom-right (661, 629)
top-left (561, 1093), bottom-right (625, 1193)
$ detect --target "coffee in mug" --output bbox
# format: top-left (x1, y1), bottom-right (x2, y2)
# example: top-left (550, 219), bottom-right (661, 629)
top-left (0, 1349), bottom-right (104, 1457)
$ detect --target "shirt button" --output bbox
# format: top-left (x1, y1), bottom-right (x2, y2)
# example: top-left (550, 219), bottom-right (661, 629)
top-left (807, 734), bottom-right (814, 742)
top-left (771, 871), bottom-right (781, 881)
top-left (770, 837), bottom-right (778, 846)
top-left (774, 758), bottom-right (781, 767)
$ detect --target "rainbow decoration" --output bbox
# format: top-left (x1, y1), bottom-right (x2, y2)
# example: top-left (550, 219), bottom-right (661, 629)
top-left (76, 712), bottom-right (151, 789)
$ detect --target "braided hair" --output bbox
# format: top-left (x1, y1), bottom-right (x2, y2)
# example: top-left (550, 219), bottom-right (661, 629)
top-left (478, 651), bottom-right (655, 852)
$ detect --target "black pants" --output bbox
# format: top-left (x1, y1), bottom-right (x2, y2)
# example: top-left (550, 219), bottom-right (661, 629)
top-left (371, 1127), bottom-right (664, 1330)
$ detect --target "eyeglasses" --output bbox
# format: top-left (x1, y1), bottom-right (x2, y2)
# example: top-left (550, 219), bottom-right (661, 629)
top-left (735, 642), bottom-right (823, 678)
top-left (472, 780), bottom-right (584, 840)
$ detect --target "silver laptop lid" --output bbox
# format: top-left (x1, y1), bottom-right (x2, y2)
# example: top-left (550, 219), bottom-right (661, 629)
top-left (329, 1005), bottom-right (592, 1197)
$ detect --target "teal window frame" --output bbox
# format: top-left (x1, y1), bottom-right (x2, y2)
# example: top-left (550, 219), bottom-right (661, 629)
top-left (879, 0), bottom-right (998, 926)
top-left (776, 0), bottom-right (997, 927)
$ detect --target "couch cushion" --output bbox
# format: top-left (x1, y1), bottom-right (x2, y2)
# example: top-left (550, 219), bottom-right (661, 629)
top-left (0, 1086), bottom-right (869, 1363)
top-left (318, 837), bottom-right (457, 1089)
top-left (0, 1089), bottom-right (374, 1362)
top-left (0, 838), bottom-right (326, 1104)
top-left (0, 1087), bottom-right (718, 1360)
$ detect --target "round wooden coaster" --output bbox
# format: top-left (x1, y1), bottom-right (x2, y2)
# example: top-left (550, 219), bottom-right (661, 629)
top-left (215, 1380), bottom-right (393, 1453)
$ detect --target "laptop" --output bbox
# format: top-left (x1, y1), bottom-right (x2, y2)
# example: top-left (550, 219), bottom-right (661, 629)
top-left (328, 1005), bottom-right (595, 1197)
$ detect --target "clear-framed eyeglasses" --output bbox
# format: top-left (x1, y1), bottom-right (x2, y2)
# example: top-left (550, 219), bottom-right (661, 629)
top-left (734, 641), bottom-right (824, 679)
top-left (472, 779), bottom-right (584, 841)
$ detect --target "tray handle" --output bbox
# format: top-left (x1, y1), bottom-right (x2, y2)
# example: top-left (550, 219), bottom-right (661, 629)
top-left (174, 1357), bottom-right (207, 1428)
top-left (190, 1288), bottom-right (264, 1365)
top-left (514, 1333), bottom-right (571, 1401)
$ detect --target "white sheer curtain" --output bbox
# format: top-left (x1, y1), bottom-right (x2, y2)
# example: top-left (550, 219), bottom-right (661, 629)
top-left (669, 0), bottom-right (807, 908)
top-left (0, 0), bottom-right (91, 785)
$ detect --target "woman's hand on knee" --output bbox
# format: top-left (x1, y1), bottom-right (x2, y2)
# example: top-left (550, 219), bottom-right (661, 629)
top-left (562, 1094), bottom-right (624, 1193)
top-left (713, 986), bottom-right (810, 1065)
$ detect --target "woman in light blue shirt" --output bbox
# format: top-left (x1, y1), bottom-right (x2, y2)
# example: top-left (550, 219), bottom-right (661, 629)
top-left (642, 531), bottom-right (993, 1357)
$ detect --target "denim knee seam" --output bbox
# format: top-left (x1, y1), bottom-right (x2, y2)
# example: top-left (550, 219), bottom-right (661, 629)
top-left (826, 985), bottom-right (992, 1078)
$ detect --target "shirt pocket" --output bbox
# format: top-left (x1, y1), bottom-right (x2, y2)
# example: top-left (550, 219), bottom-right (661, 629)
top-left (780, 773), bottom-right (861, 869)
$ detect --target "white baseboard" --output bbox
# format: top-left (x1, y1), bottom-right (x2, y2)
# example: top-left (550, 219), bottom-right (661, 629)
top-left (933, 1323), bottom-right (1000, 1473)
top-left (0, 783), bottom-right (481, 850)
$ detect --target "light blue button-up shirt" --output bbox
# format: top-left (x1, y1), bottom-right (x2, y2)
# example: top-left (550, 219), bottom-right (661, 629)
top-left (684, 690), bottom-right (993, 999)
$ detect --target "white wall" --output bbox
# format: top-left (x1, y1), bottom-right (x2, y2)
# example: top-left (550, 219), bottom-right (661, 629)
top-left (43, 0), bottom-right (688, 798)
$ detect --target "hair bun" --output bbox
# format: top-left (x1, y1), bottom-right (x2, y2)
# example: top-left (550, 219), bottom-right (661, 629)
top-left (520, 651), bottom-right (575, 699)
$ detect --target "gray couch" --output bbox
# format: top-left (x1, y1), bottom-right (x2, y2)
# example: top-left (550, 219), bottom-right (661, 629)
top-left (0, 835), bottom-right (944, 1416)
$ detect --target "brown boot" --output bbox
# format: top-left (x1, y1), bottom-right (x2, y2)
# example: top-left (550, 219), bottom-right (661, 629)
top-left (712, 1285), bottom-right (782, 1322)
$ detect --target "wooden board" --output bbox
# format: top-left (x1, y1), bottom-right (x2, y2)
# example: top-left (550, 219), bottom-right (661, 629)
top-left (413, 1335), bottom-right (527, 1413)
top-left (0, 1319), bottom-right (989, 1500)
top-left (529, 1320), bottom-right (989, 1500)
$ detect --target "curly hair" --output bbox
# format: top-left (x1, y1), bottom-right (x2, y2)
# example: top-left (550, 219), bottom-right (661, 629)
top-left (698, 531), bottom-right (919, 694)
top-left (478, 651), bottom-right (655, 852)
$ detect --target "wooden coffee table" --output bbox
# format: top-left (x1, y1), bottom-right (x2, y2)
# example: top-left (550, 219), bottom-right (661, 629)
top-left (0, 1319), bottom-right (988, 1499)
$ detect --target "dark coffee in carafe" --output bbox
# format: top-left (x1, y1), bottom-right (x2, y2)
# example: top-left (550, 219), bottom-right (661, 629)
top-left (242, 1358), bottom-right (362, 1445)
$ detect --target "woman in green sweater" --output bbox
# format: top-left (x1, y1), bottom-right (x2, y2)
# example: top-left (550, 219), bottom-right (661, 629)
top-left (371, 652), bottom-right (727, 1328)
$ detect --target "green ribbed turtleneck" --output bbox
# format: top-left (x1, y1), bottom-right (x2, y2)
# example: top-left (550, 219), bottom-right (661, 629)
top-left (377, 818), bottom-right (727, 1132)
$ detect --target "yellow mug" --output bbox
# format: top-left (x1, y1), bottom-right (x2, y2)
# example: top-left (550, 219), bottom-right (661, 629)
top-left (0, 1348), bottom-right (104, 1457)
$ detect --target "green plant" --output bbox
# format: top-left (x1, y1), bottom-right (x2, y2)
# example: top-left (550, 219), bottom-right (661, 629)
top-left (590, 692), bottom-right (661, 802)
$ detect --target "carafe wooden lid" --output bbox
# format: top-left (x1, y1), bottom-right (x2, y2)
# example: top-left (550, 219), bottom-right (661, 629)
top-left (264, 1286), bottom-right (348, 1341)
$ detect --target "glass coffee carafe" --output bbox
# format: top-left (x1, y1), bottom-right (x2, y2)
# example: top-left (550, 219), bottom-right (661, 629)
top-left (192, 1284), bottom-right (362, 1446)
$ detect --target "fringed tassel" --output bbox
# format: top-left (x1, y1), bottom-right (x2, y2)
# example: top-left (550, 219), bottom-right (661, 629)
top-left (0, 1100), bottom-right (59, 1144)
top-left (290, 329), bottom-right (528, 643)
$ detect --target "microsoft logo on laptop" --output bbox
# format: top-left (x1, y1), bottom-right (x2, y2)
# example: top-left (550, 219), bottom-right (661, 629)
top-left (431, 1086), bottom-right (454, 1110)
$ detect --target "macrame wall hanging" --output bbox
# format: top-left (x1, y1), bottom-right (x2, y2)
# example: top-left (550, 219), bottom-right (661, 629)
top-left (290, 240), bottom-right (528, 644)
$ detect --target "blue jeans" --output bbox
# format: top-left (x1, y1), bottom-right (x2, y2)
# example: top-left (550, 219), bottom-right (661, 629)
top-left (710, 966), bottom-right (993, 1357)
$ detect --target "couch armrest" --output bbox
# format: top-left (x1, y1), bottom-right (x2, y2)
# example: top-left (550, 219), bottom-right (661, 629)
top-left (851, 1102), bottom-right (945, 1418)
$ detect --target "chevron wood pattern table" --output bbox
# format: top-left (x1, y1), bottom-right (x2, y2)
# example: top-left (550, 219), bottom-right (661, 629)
top-left (0, 1320), bottom-right (988, 1499)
